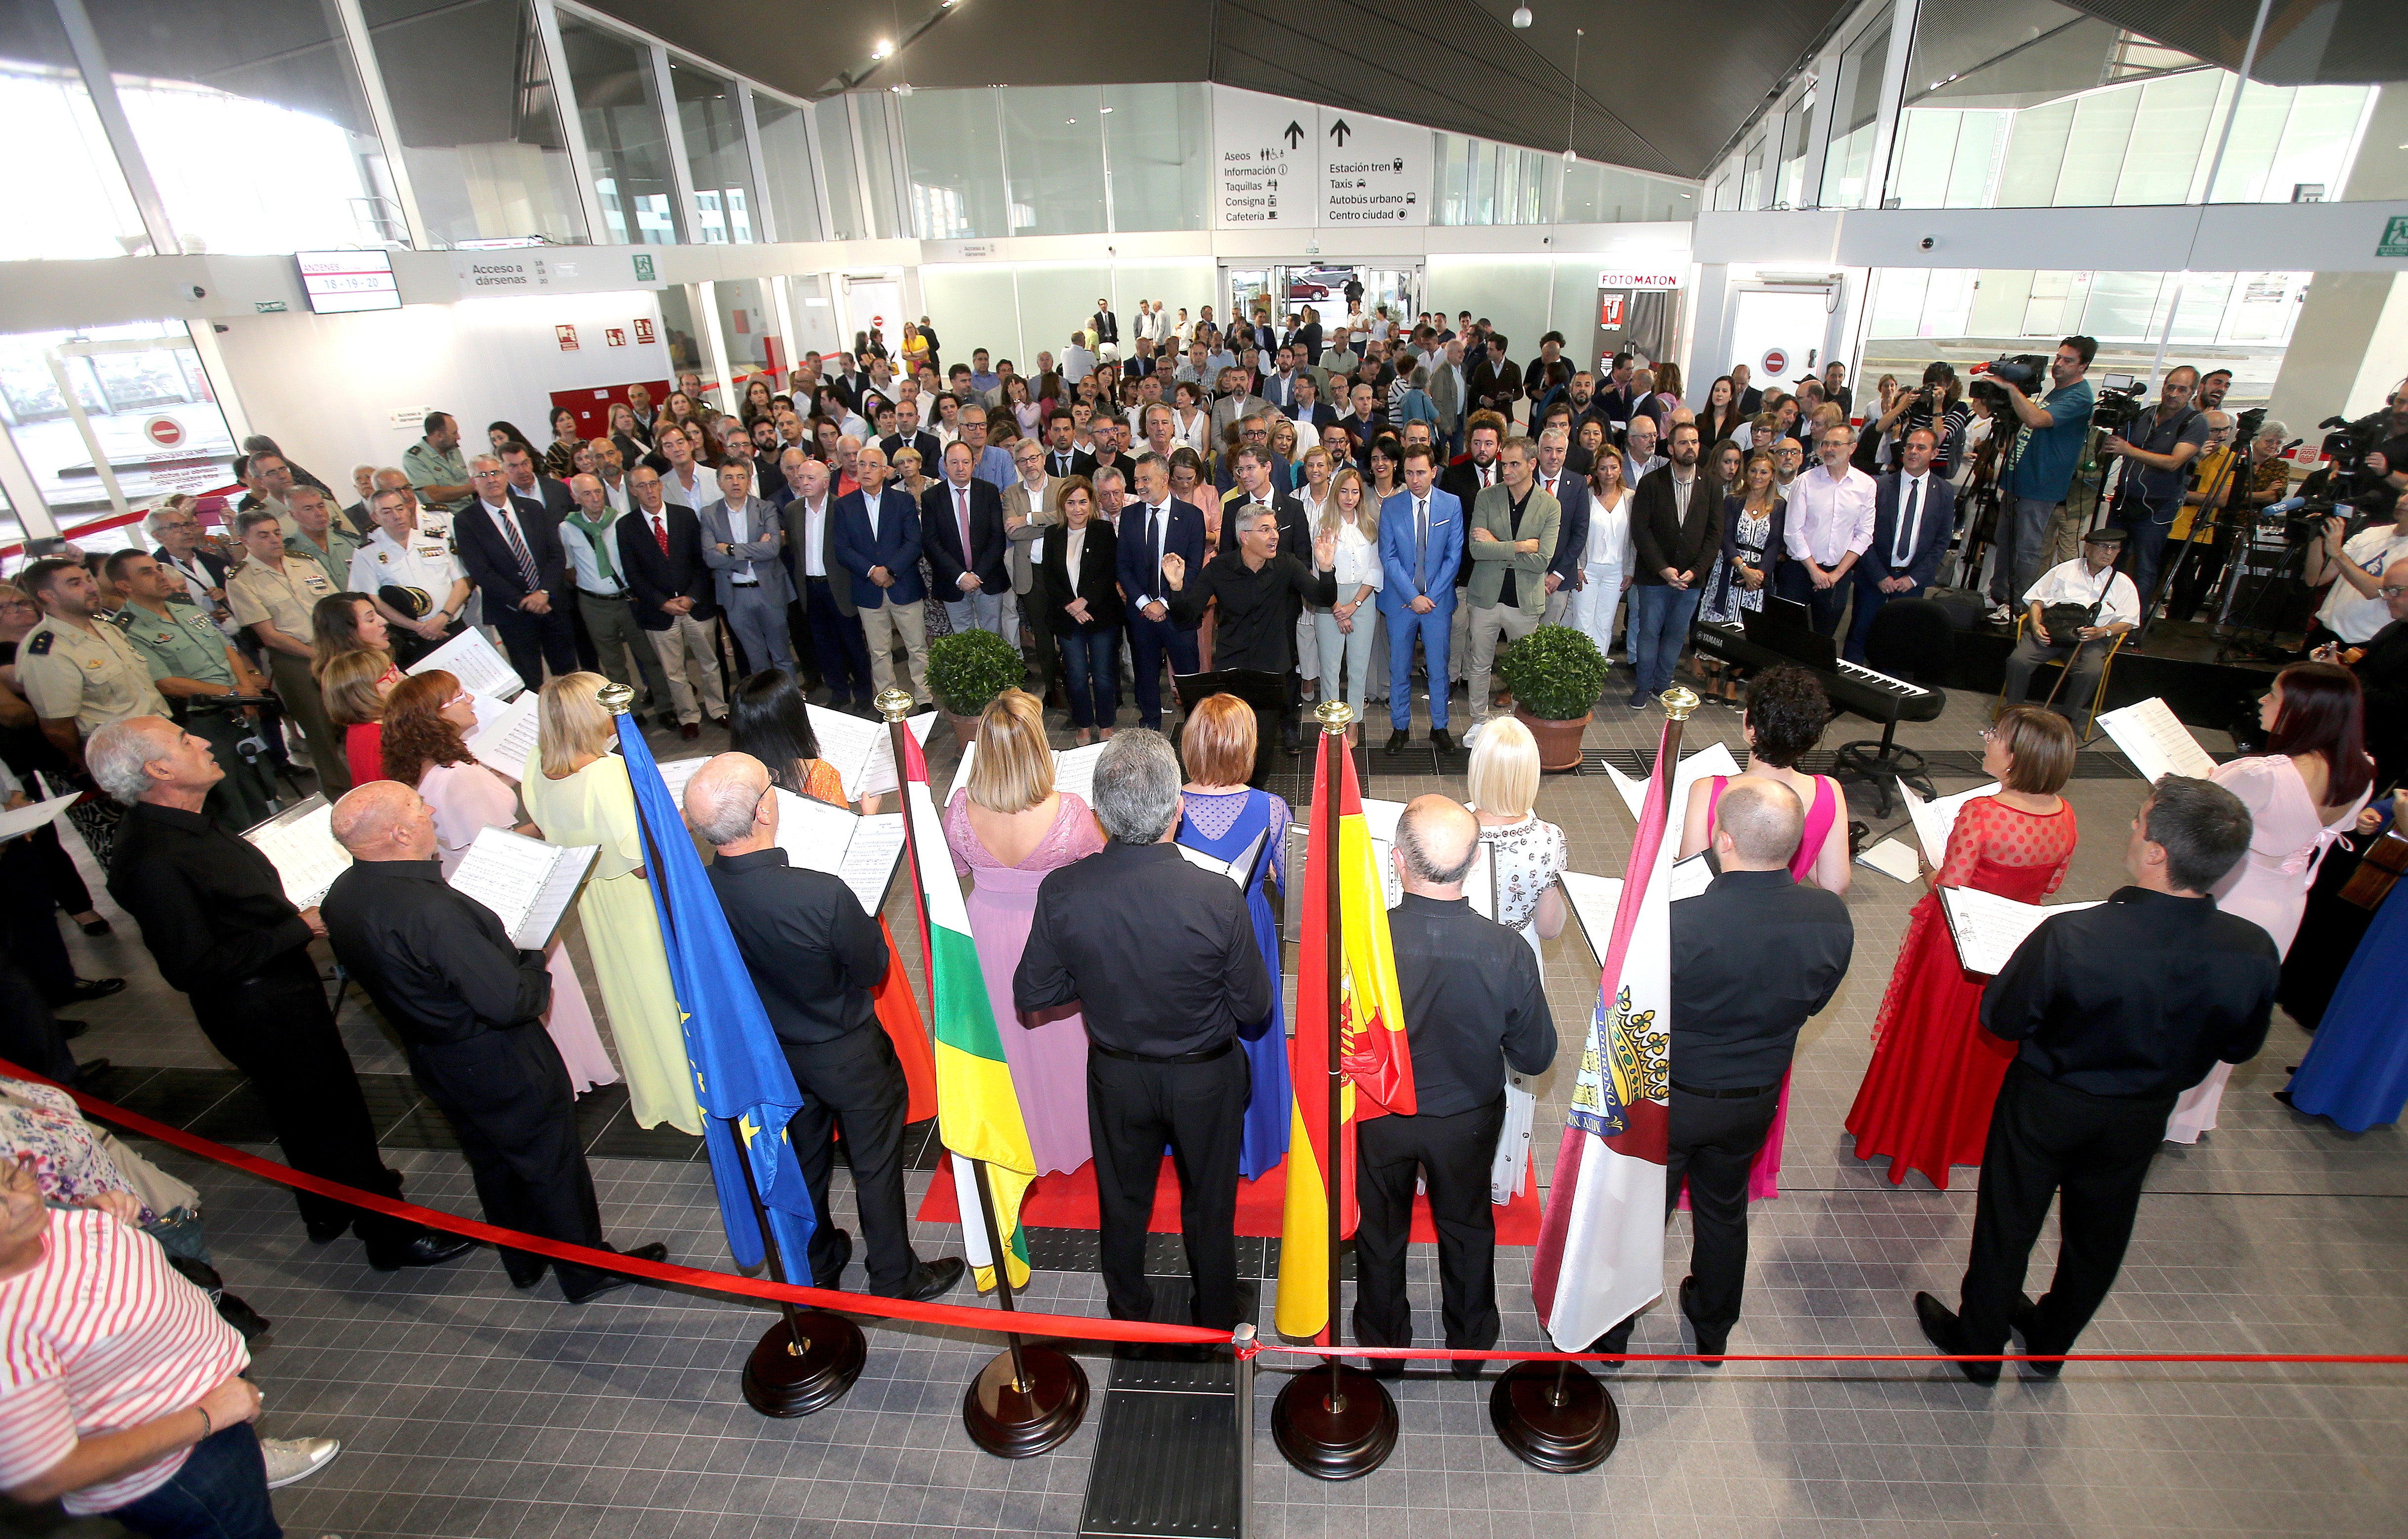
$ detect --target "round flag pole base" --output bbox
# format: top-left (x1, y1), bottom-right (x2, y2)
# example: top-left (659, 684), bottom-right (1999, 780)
top-left (741, 1310), bottom-right (865, 1418)
top-left (962, 1342), bottom-right (1088, 1458)
top-left (1272, 1364), bottom-right (1398, 1480)
top-left (1490, 1360), bottom-right (1619, 1473)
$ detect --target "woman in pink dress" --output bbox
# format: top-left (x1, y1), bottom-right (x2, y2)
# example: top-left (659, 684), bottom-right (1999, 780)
top-left (1677, 666), bottom-right (1851, 1201)
top-left (2166, 663), bottom-right (2373, 1142)
top-left (380, 670), bottom-right (621, 1095)
top-left (944, 689), bottom-right (1105, 1175)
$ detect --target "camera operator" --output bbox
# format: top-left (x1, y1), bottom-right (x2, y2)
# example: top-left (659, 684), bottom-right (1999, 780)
top-left (2101, 364), bottom-right (2209, 606)
top-left (2305, 484), bottom-right (2408, 654)
top-left (2362, 379), bottom-right (2408, 497)
top-left (1872, 362), bottom-right (1971, 477)
top-left (2161, 410), bottom-right (2237, 623)
top-left (1985, 336), bottom-right (2098, 623)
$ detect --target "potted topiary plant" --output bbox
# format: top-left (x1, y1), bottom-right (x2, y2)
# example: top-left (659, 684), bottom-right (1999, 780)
top-left (925, 627), bottom-right (1026, 745)
top-left (1498, 624), bottom-right (1610, 771)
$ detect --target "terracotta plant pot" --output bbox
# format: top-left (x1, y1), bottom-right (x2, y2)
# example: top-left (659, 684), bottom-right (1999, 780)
top-left (1514, 706), bottom-right (1591, 772)
top-left (945, 710), bottom-right (981, 749)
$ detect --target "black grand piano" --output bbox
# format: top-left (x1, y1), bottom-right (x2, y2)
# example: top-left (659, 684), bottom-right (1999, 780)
top-left (1691, 597), bottom-right (1943, 815)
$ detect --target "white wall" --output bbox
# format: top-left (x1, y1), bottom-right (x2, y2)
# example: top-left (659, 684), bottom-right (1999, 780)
top-left (211, 289), bottom-right (670, 484)
top-left (917, 258), bottom-right (1215, 367)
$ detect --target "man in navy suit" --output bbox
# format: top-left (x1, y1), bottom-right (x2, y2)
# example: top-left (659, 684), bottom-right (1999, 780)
top-left (830, 444), bottom-right (931, 705)
top-left (1845, 426), bottom-right (1955, 664)
top-left (1117, 452), bottom-right (1205, 731)
top-left (1286, 374), bottom-right (1332, 437)
top-left (699, 459), bottom-right (797, 677)
top-left (1533, 424), bottom-right (1590, 625)
top-left (1378, 442), bottom-right (1463, 755)
top-left (455, 453), bottom-right (576, 691)
top-left (921, 446), bottom-right (1009, 640)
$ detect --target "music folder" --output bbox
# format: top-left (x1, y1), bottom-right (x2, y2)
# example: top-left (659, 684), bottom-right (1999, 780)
top-left (1939, 887), bottom-right (2101, 977)
top-left (241, 795), bottom-right (350, 908)
top-left (447, 827), bottom-right (599, 949)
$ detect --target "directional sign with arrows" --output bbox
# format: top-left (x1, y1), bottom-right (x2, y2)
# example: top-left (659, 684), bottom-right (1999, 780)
top-left (1284, 121), bottom-right (1305, 149)
top-left (1211, 86), bottom-right (1427, 229)
top-left (1329, 119), bottom-right (1352, 148)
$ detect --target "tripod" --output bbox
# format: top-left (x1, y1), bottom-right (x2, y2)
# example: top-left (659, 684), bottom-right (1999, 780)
top-left (2136, 444), bottom-right (2242, 643)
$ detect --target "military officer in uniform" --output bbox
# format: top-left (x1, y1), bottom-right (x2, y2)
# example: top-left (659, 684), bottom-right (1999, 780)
top-left (225, 509), bottom-right (349, 796)
top-left (15, 556), bottom-right (170, 777)
top-left (348, 485), bottom-right (470, 667)
top-left (104, 549), bottom-right (278, 829)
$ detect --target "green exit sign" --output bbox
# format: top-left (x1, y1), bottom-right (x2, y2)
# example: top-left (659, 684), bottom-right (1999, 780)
top-left (632, 254), bottom-right (656, 282)
top-left (254, 300), bottom-right (287, 313)
top-left (2380, 216), bottom-right (2408, 259)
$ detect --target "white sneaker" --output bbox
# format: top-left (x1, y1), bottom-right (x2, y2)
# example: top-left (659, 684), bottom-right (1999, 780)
top-left (262, 1436), bottom-right (341, 1489)
top-left (1461, 720), bottom-right (1484, 748)
top-left (1987, 604), bottom-right (2012, 624)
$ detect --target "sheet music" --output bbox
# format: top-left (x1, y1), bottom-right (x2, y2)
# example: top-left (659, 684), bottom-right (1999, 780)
top-left (1668, 851), bottom-right (1715, 900)
top-left (1601, 742), bottom-right (1743, 819)
top-left (1559, 871), bottom-right (1625, 956)
top-left (1941, 887), bottom-right (2102, 977)
top-left (1855, 836), bottom-right (1924, 883)
top-left (652, 753), bottom-right (710, 808)
top-left (2096, 697), bottom-right (2217, 783)
top-left (448, 828), bottom-right (596, 948)
top-left (464, 694), bottom-right (540, 781)
top-left (242, 799), bottom-right (350, 908)
top-left (769, 792), bottom-right (907, 917)
top-left (1173, 836), bottom-right (1256, 887)
top-left (949, 738), bottom-right (1109, 808)
top-left (809, 704), bottom-right (937, 802)
top-left (1900, 779), bottom-right (2003, 868)
top-left (0, 790), bottom-right (80, 841)
top-left (406, 628), bottom-right (521, 700)
top-left (832, 813), bottom-right (908, 917)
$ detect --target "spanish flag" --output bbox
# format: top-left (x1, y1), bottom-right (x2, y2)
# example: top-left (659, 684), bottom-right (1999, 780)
top-left (1275, 735), bottom-right (1415, 1342)
top-left (897, 727), bottom-right (1033, 1291)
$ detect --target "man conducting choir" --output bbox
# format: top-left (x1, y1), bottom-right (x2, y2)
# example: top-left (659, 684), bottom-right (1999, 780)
top-left (1013, 730), bottom-right (1271, 1330)
top-left (1163, 505), bottom-right (1337, 761)
top-left (1596, 776), bottom-right (1853, 1360)
top-left (685, 753), bottom-right (965, 1302)
top-left (1917, 776), bottom-right (2277, 1383)
top-left (1358, 797), bottom-right (1556, 1377)
top-left (319, 782), bottom-right (668, 1303)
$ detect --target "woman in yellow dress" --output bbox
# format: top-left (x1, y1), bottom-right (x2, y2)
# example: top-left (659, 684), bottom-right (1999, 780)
top-left (520, 672), bottom-right (702, 1134)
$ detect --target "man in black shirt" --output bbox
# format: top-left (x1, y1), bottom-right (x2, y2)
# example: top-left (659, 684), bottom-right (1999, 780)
top-left (1918, 776), bottom-right (2277, 1384)
top-left (1359, 798), bottom-right (1555, 1377)
top-left (2325, 557), bottom-right (2408, 784)
top-left (687, 754), bottom-right (964, 1302)
top-left (1015, 731), bottom-right (1271, 1329)
top-left (1595, 777), bottom-right (1853, 1359)
top-left (1165, 501), bottom-right (1336, 760)
top-left (89, 717), bottom-right (470, 1272)
top-left (321, 783), bottom-right (667, 1303)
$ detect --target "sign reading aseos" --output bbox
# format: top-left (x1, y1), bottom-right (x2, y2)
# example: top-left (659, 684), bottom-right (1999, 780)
top-left (1212, 87), bottom-right (1428, 230)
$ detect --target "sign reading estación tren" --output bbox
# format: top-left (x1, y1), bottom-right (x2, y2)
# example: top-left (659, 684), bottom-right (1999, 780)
top-left (1212, 86), bottom-right (1428, 230)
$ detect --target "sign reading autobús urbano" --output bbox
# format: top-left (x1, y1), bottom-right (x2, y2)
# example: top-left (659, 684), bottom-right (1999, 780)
top-left (1321, 111), bottom-right (1425, 226)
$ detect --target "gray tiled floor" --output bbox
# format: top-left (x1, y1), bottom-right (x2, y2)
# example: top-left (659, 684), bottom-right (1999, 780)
top-left (22, 689), bottom-right (2408, 1538)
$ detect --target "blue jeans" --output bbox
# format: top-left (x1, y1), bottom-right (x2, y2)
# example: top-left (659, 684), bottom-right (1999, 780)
top-left (1057, 626), bottom-right (1119, 730)
top-left (1626, 583), bottom-right (1700, 697)
top-left (110, 1424), bottom-right (281, 1539)
top-left (2112, 494), bottom-right (2179, 611)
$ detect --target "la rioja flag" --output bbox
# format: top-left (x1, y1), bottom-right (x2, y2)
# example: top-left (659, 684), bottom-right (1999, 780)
top-left (1529, 715), bottom-right (1677, 1350)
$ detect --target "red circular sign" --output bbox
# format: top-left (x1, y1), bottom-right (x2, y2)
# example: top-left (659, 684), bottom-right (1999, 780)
top-left (144, 416), bottom-right (183, 448)
top-left (1761, 349), bottom-right (1788, 377)
top-left (872, 315), bottom-right (886, 330)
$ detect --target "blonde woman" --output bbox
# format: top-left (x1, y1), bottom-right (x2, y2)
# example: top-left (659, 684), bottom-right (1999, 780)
top-left (519, 673), bottom-right (701, 1134)
top-left (1313, 467), bottom-right (1382, 742)
top-left (1462, 717), bottom-right (1568, 962)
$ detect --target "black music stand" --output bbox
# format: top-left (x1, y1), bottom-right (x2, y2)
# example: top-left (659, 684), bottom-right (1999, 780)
top-left (1174, 668), bottom-right (1290, 786)
top-left (1830, 599), bottom-right (1949, 817)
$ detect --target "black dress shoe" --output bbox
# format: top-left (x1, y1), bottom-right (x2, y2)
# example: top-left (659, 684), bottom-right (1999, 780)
top-left (679, 722), bottom-right (701, 741)
top-left (890, 1255), bottom-right (966, 1303)
top-left (2010, 1293), bottom-right (2063, 1379)
top-left (1450, 1353), bottom-right (1485, 1381)
top-left (709, 716), bottom-right (730, 730)
top-left (215, 1290), bottom-right (273, 1341)
top-left (365, 1230), bottom-right (477, 1273)
top-left (304, 1214), bottom-right (350, 1244)
top-left (1679, 1277), bottom-right (1727, 1362)
top-left (811, 1228), bottom-right (854, 1290)
top-left (1588, 1320), bottom-right (1634, 1363)
top-left (1385, 729), bottom-right (1409, 755)
top-left (56, 1018), bottom-right (89, 1041)
top-left (561, 1241), bottom-right (669, 1305)
top-left (1914, 1291), bottom-right (1998, 1385)
top-left (1367, 1356), bottom-right (1406, 1380)
top-left (67, 1055), bottom-right (106, 1082)
top-left (503, 1254), bottom-right (550, 1290)
top-left (1280, 725), bottom-right (1302, 756)
top-left (1427, 728), bottom-right (1455, 756)
top-left (64, 978), bottom-right (125, 1004)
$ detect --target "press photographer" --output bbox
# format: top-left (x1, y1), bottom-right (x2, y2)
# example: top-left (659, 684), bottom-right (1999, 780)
top-left (2305, 483), bottom-right (2408, 655)
top-left (2101, 364), bottom-right (2209, 607)
top-left (1871, 362), bottom-right (1971, 477)
top-left (1979, 336), bottom-right (2097, 620)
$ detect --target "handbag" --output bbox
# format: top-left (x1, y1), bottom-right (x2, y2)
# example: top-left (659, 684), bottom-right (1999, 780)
top-left (2038, 599), bottom-right (2098, 640)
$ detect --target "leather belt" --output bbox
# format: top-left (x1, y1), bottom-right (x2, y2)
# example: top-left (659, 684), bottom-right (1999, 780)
top-left (1671, 1079), bottom-right (1782, 1100)
top-left (731, 579), bottom-right (760, 587)
top-left (1091, 1040), bottom-right (1234, 1066)
top-left (580, 588), bottom-right (630, 600)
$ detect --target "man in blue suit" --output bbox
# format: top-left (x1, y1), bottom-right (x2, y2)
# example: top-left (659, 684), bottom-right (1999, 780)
top-left (1844, 426), bottom-right (1955, 664)
top-left (1117, 452), bottom-right (1205, 731)
top-left (1533, 424), bottom-right (1590, 625)
top-left (699, 459), bottom-right (797, 678)
top-left (829, 444), bottom-right (932, 705)
top-left (1377, 442), bottom-right (1462, 755)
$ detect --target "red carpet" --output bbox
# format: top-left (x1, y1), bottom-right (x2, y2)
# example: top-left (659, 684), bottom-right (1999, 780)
top-left (917, 1152), bottom-right (1543, 1245)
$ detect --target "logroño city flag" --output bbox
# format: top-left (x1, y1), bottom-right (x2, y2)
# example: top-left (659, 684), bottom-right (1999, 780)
top-left (1528, 714), bottom-right (1677, 1351)
top-left (897, 723), bottom-right (1034, 1292)
top-left (1275, 735), bottom-right (1415, 1342)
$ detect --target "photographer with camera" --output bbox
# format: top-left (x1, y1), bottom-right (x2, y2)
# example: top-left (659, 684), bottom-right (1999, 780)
top-left (2361, 380), bottom-right (2408, 497)
top-left (2101, 364), bottom-right (2210, 608)
top-left (1984, 337), bottom-right (2098, 623)
top-left (1872, 362), bottom-right (1971, 477)
top-left (2305, 484), bottom-right (2408, 655)
top-left (2001, 525), bottom-right (2139, 718)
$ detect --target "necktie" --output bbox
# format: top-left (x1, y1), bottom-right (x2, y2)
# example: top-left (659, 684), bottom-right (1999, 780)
top-left (1482, 465), bottom-right (1494, 489)
top-left (955, 487), bottom-right (972, 567)
top-left (1149, 504), bottom-right (1166, 596)
top-left (1894, 478), bottom-right (1920, 568)
top-left (496, 507), bottom-right (540, 591)
top-left (1415, 497), bottom-right (1429, 592)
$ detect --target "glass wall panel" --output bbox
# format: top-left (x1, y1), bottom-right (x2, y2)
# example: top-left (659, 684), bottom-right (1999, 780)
top-left (654, 285), bottom-right (705, 377)
top-left (786, 274), bottom-right (841, 356)
top-left (901, 88), bottom-right (1006, 239)
top-left (1103, 83), bottom-right (1208, 231)
top-left (714, 277), bottom-right (777, 375)
top-left (1002, 86), bottom-right (1106, 235)
top-left (1819, 5), bottom-right (1891, 210)
top-left (89, 0), bottom-right (394, 253)
top-left (855, 93), bottom-right (903, 239)
top-left (815, 97), bottom-right (865, 239)
top-left (1436, 132), bottom-right (1472, 223)
top-left (1775, 91), bottom-right (1815, 208)
top-left (751, 92), bottom-right (822, 242)
top-left (559, 17), bottom-right (678, 243)
top-left (1739, 134), bottom-right (1768, 210)
top-left (670, 62), bottom-right (754, 243)
top-left (0, 324), bottom-right (237, 520)
top-left (361, 0), bottom-right (584, 248)
top-left (0, 3), bottom-right (147, 258)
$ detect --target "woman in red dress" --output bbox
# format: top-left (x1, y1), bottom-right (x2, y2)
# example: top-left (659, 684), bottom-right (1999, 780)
top-left (1846, 705), bottom-right (2078, 1189)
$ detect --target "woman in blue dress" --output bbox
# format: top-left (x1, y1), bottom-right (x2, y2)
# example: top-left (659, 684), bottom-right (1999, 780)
top-left (2283, 793), bottom-right (2408, 1131)
top-left (1175, 693), bottom-right (1293, 1181)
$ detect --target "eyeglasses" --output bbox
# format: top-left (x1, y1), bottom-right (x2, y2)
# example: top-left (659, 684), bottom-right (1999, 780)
top-left (1979, 724), bottom-right (1999, 742)
top-left (444, 690), bottom-right (472, 709)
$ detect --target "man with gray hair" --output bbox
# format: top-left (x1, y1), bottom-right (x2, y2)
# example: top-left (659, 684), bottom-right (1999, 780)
top-left (1014, 730), bottom-right (1271, 1330)
top-left (560, 471), bottom-right (670, 710)
top-left (688, 754), bottom-right (963, 1300)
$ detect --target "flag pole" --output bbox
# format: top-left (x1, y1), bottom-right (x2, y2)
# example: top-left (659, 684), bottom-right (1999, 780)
top-left (1271, 700), bottom-right (1398, 1481)
top-left (876, 688), bottom-right (1087, 1459)
top-left (1493, 684), bottom-right (1697, 1474)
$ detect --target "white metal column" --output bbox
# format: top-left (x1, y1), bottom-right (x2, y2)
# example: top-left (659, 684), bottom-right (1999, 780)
top-left (533, 0), bottom-right (611, 246)
top-left (51, 0), bottom-right (177, 256)
top-left (328, 0), bottom-right (431, 250)
top-left (696, 284), bottom-right (738, 403)
top-left (736, 83), bottom-right (776, 243)
top-left (1863, 0), bottom-right (1921, 212)
top-left (651, 44), bottom-right (699, 243)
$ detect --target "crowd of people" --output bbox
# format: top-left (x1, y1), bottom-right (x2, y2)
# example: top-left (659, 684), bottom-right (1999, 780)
top-left (1, 297), bottom-right (2405, 1536)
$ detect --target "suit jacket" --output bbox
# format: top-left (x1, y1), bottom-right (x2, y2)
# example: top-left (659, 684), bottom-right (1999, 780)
top-left (1465, 484), bottom-right (1560, 614)
top-left (1000, 476), bottom-right (1062, 596)
top-left (1377, 488), bottom-right (1463, 608)
top-left (2352, 618), bottom-right (2408, 783)
top-left (1210, 392), bottom-right (1270, 442)
top-left (828, 487), bottom-right (927, 608)
top-left (881, 430), bottom-right (943, 472)
top-left (1264, 371), bottom-right (1303, 413)
top-left (516, 475), bottom-right (576, 517)
top-left (1440, 457), bottom-right (1499, 519)
top-left (920, 477), bottom-right (1009, 597)
top-left (1859, 470), bottom-right (1955, 590)
top-left (1041, 446), bottom-right (1097, 481)
top-left (1427, 364), bottom-right (1466, 432)
top-left (770, 493), bottom-right (855, 617)
top-left (1631, 466), bottom-right (1723, 587)
top-left (455, 494), bottom-right (568, 610)
top-left (1286, 399), bottom-right (1333, 435)
top-left (1115, 498), bottom-right (1207, 620)
top-left (1533, 470), bottom-right (1590, 590)
top-left (697, 495), bottom-right (797, 608)
top-left (1467, 355), bottom-right (1523, 416)
top-left (1215, 488), bottom-right (1309, 563)
top-left (1039, 518), bottom-right (1123, 633)
top-left (615, 503), bottom-right (718, 629)
top-left (1213, 453), bottom-right (1295, 497)
top-left (1735, 386), bottom-right (1764, 418)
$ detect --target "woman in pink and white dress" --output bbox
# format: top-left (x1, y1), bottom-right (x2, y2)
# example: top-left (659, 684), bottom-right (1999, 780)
top-left (2165, 662), bottom-right (2373, 1143)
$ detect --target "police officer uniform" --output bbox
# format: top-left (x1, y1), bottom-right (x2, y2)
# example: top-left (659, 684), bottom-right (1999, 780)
top-left (347, 525), bottom-right (466, 667)
top-left (226, 551), bottom-right (349, 797)
top-left (110, 599), bottom-right (278, 829)
top-left (15, 612), bottom-right (170, 744)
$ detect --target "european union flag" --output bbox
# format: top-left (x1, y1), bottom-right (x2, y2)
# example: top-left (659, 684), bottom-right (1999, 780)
top-left (615, 718), bottom-right (817, 1274)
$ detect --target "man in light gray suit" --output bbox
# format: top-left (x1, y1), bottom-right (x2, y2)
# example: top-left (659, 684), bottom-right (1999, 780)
top-left (1429, 338), bottom-right (1469, 458)
top-left (1210, 367), bottom-right (1271, 447)
top-left (1002, 438), bottom-right (1063, 698)
top-left (698, 459), bottom-right (797, 677)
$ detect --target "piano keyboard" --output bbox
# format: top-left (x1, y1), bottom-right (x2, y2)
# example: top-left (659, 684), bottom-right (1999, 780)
top-left (1693, 623), bottom-right (1944, 725)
